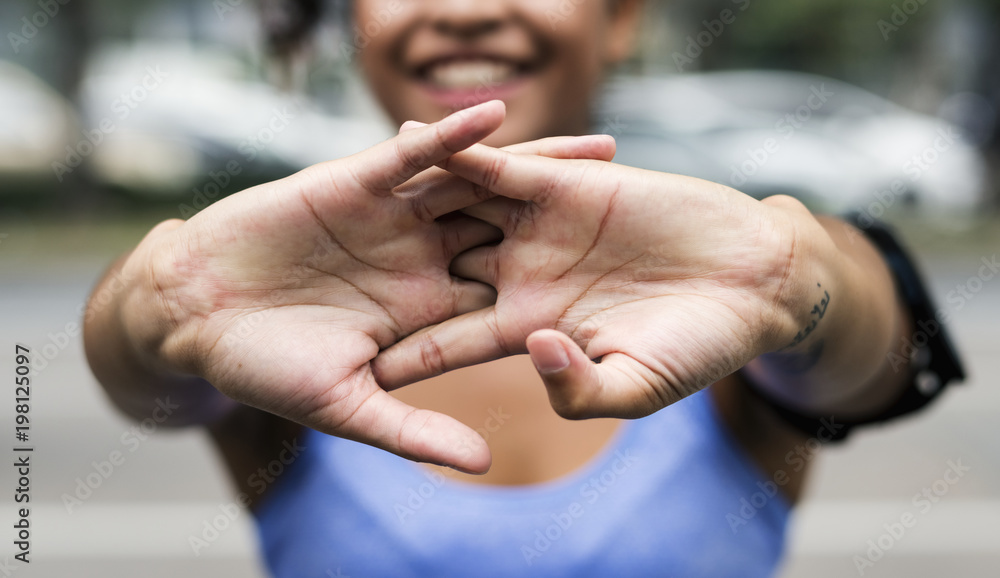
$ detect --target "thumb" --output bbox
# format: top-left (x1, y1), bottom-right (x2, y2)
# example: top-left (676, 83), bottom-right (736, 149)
top-left (320, 382), bottom-right (492, 474)
top-left (527, 329), bottom-right (668, 420)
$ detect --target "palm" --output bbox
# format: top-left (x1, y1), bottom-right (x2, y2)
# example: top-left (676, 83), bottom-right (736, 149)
top-left (181, 178), bottom-right (477, 442)
top-left (133, 103), bottom-right (518, 471)
top-left (377, 156), bottom-right (798, 419)
top-left (129, 103), bottom-right (620, 471)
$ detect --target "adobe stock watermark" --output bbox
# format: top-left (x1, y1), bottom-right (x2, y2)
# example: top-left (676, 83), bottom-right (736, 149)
top-left (726, 416), bottom-right (842, 533)
top-left (597, 115), bottom-right (628, 140)
top-left (853, 458), bottom-right (972, 575)
top-left (61, 398), bottom-right (180, 513)
top-left (0, 556), bottom-right (19, 575)
top-left (178, 103), bottom-right (299, 218)
top-left (189, 438), bottom-right (305, 555)
top-left (571, 292), bottom-right (625, 344)
top-left (394, 406), bottom-right (512, 524)
top-left (887, 253), bottom-right (999, 373)
top-left (218, 305), bottom-right (278, 350)
top-left (198, 289), bottom-right (285, 353)
top-left (520, 448), bottom-right (638, 565)
top-left (672, 0), bottom-right (752, 72)
top-left (942, 254), bottom-right (1000, 314)
top-left (339, 1), bottom-right (404, 62)
top-left (51, 65), bottom-right (170, 182)
top-left (28, 318), bottom-right (80, 377)
top-left (7, 0), bottom-right (73, 54)
top-left (729, 83), bottom-right (835, 188)
top-left (30, 266), bottom-right (136, 376)
top-left (877, 0), bottom-right (932, 41)
top-left (213, 0), bottom-right (247, 20)
top-left (439, 65), bottom-right (511, 119)
top-left (544, 0), bottom-right (596, 30)
top-left (850, 125), bottom-right (963, 232)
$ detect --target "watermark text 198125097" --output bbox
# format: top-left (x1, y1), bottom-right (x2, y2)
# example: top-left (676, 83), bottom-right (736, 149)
top-left (13, 344), bottom-right (33, 565)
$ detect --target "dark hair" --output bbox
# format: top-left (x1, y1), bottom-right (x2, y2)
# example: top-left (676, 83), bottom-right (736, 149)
top-left (259, 0), bottom-right (324, 60)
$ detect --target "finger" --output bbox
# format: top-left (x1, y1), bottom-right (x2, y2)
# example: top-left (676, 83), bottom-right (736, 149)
top-left (395, 133), bottom-right (612, 207)
top-left (405, 134), bottom-right (615, 220)
top-left (459, 196), bottom-right (526, 233)
top-left (321, 382), bottom-right (492, 473)
top-left (353, 100), bottom-right (506, 192)
top-left (399, 120), bottom-right (426, 133)
top-left (452, 278), bottom-right (498, 315)
top-left (439, 143), bottom-right (574, 205)
top-left (401, 126), bottom-right (615, 161)
top-left (526, 329), bottom-right (673, 420)
top-left (502, 134), bottom-right (616, 162)
top-left (450, 246), bottom-right (499, 286)
top-left (372, 306), bottom-right (520, 390)
top-left (438, 215), bottom-right (503, 257)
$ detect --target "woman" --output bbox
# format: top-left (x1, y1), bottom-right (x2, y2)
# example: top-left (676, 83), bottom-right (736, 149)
top-left (84, 1), bottom-right (958, 576)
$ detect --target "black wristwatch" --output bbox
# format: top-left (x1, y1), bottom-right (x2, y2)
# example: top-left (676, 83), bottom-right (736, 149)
top-left (743, 212), bottom-right (966, 443)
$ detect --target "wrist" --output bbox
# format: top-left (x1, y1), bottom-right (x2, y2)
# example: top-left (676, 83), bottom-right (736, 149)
top-left (758, 195), bottom-right (843, 356)
top-left (128, 219), bottom-right (240, 423)
top-left (118, 219), bottom-right (191, 375)
top-left (86, 219), bottom-right (238, 425)
top-left (746, 202), bottom-right (904, 411)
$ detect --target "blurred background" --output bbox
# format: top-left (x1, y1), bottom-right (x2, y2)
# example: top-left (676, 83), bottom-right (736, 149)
top-left (1, 0), bottom-right (998, 576)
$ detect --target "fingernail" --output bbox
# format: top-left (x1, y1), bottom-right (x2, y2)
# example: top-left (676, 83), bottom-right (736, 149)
top-left (531, 339), bottom-right (570, 374)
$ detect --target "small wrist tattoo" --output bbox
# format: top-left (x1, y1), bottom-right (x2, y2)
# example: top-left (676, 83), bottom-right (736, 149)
top-left (783, 282), bottom-right (830, 350)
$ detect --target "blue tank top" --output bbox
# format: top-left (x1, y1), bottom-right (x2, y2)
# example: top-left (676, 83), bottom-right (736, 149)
top-left (254, 390), bottom-right (789, 577)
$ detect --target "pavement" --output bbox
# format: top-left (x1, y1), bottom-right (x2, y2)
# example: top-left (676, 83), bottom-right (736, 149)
top-left (0, 214), bottom-right (997, 577)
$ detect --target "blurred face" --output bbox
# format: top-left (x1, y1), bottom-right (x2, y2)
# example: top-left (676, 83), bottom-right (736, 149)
top-left (354, 0), bottom-right (640, 147)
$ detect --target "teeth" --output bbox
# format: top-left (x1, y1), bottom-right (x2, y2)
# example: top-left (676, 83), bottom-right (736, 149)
top-left (427, 60), bottom-right (517, 89)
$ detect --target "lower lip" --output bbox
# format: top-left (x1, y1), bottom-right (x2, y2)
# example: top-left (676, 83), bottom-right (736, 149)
top-left (416, 76), bottom-right (529, 112)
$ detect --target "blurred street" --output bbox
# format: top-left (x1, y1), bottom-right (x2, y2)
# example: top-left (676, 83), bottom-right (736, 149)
top-left (0, 215), bottom-right (997, 577)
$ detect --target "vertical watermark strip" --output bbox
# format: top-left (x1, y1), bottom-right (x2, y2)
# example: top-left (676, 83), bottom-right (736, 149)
top-left (12, 344), bottom-right (33, 565)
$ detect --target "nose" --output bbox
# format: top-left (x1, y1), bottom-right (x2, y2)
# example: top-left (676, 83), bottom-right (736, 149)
top-left (425, 0), bottom-right (507, 39)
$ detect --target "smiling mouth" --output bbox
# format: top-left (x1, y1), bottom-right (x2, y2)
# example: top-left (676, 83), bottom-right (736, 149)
top-left (416, 58), bottom-right (533, 91)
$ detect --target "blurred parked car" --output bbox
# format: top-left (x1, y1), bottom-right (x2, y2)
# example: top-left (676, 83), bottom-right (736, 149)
top-left (0, 60), bottom-right (77, 196)
top-left (602, 71), bottom-right (987, 214)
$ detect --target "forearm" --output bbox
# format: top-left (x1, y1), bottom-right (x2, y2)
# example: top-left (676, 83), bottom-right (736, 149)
top-left (744, 205), bottom-right (914, 418)
top-left (83, 221), bottom-right (237, 426)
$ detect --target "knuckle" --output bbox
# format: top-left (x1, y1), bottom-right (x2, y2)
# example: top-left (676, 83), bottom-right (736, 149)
top-left (407, 193), bottom-right (436, 224)
top-left (418, 334), bottom-right (448, 377)
top-left (473, 183), bottom-right (494, 202)
top-left (485, 311), bottom-right (511, 357)
top-left (396, 407), bottom-right (433, 453)
top-left (393, 139), bottom-right (428, 179)
top-left (505, 202), bottom-right (532, 234)
top-left (483, 153), bottom-right (507, 192)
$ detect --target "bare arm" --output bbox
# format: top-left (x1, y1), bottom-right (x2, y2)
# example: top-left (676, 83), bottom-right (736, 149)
top-left (741, 209), bottom-right (915, 421)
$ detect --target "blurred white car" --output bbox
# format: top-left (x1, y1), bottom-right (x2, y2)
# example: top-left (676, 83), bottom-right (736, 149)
top-left (76, 43), bottom-right (387, 198)
top-left (600, 71), bottom-right (987, 214)
top-left (0, 60), bottom-right (77, 192)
